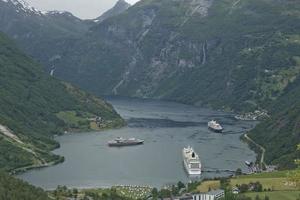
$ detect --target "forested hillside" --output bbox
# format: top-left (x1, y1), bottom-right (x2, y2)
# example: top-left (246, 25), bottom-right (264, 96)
top-left (0, 0), bottom-right (299, 169)
top-left (249, 78), bottom-right (300, 169)
top-left (47, 0), bottom-right (300, 113)
top-left (0, 171), bottom-right (50, 200)
top-left (0, 32), bottom-right (124, 172)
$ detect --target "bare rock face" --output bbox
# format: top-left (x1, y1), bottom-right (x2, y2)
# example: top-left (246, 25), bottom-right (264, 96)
top-left (1, 0), bottom-right (299, 117)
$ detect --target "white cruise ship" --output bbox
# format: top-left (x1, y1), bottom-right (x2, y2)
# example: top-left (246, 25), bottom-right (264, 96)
top-left (182, 146), bottom-right (202, 175)
top-left (208, 120), bottom-right (223, 133)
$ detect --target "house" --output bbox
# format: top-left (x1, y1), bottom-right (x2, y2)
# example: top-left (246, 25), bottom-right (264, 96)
top-left (192, 189), bottom-right (225, 200)
top-left (173, 189), bottom-right (225, 200)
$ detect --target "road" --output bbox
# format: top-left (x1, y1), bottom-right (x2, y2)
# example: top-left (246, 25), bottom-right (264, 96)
top-left (244, 133), bottom-right (266, 168)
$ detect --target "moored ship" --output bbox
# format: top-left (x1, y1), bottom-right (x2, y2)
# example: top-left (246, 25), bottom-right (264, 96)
top-left (208, 120), bottom-right (223, 133)
top-left (182, 146), bottom-right (202, 175)
top-left (108, 137), bottom-right (144, 147)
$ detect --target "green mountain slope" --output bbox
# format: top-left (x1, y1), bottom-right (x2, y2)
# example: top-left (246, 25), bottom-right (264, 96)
top-left (0, 0), bottom-right (299, 168)
top-left (52, 0), bottom-right (300, 168)
top-left (0, 32), bottom-right (124, 172)
top-left (249, 78), bottom-right (300, 169)
top-left (0, 171), bottom-right (50, 200)
top-left (47, 0), bottom-right (300, 111)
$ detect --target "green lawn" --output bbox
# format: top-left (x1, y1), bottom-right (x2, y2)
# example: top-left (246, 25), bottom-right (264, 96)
top-left (238, 171), bottom-right (289, 179)
top-left (56, 111), bottom-right (92, 131)
top-left (230, 170), bottom-right (300, 191)
top-left (196, 180), bottom-right (220, 192)
top-left (244, 191), bottom-right (300, 200)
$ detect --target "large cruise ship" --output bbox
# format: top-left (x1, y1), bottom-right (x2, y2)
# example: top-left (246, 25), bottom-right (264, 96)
top-left (182, 146), bottom-right (202, 175)
top-left (208, 120), bottom-right (223, 133)
top-left (108, 137), bottom-right (144, 147)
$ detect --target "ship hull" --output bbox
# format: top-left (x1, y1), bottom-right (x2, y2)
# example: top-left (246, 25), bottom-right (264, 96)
top-left (208, 126), bottom-right (223, 133)
top-left (108, 141), bottom-right (144, 147)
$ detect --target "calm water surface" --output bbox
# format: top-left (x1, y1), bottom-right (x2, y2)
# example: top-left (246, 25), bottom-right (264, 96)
top-left (18, 97), bottom-right (256, 189)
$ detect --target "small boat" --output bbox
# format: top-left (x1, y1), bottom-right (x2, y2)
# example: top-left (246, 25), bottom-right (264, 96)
top-left (245, 161), bottom-right (253, 167)
top-left (208, 120), bottom-right (223, 133)
top-left (108, 137), bottom-right (144, 147)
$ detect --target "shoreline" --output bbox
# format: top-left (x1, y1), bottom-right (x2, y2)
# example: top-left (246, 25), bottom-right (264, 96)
top-left (10, 157), bottom-right (65, 175)
top-left (11, 119), bottom-right (126, 176)
top-left (242, 133), bottom-right (266, 169)
top-left (15, 98), bottom-right (259, 189)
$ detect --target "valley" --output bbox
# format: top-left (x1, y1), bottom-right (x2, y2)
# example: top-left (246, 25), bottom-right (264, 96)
top-left (0, 0), bottom-right (299, 199)
top-left (0, 0), bottom-right (298, 169)
top-left (17, 97), bottom-right (256, 189)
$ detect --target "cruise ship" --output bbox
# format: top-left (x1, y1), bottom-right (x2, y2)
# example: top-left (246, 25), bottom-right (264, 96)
top-left (108, 137), bottom-right (144, 147)
top-left (182, 146), bottom-right (202, 175)
top-left (208, 120), bottom-right (223, 133)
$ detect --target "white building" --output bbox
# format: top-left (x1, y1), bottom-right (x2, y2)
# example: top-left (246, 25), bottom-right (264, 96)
top-left (192, 189), bottom-right (225, 200)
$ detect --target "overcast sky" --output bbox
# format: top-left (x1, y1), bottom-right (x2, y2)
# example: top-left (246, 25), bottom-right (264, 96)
top-left (26, 0), bottom-right (140, 19)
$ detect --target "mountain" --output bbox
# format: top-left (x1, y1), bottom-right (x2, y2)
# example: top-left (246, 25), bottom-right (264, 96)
top-left (0, 0), bottom-right (95, 71)
top-left (47, 0), bottom-right (300, 168)
top-left (0, 32), bottom-right (124, 172)
top-left (47, 0), bottom-right (300, 110)
top-left (94, 0), bottom-right (131, 23)
top-left (1, 0), bottom-right (299, 112)
top-left (0, 0), bottom-right (299, 168)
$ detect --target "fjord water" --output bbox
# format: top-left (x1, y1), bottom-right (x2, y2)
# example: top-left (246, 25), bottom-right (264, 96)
top-left (18, 97), bottom-right (256, 189)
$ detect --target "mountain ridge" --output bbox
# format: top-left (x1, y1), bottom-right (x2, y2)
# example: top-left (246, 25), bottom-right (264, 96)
top-left (0, 0), bottom-right (299, 169)
top-left (94, 0), bottom-right (131, 23)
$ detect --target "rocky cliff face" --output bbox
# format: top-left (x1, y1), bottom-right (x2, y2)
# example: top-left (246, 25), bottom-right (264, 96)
top-left (0, 0), bottom-right (299, 168)
top-left (2, 0), bottom-right (299, 114)
top-left (50, 0), bottom-right (300, 112)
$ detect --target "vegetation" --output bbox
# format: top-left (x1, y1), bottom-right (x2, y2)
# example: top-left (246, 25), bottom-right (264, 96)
top-left (1, 0), bottom-right (299, 169)
top-left (244, 191), bottom-right (300, 200)
top-left (0, 32), bottom-right (124, 172)
top-left (0, 171), bottom-right (50, 200)
top-left (195, 171), bottom-right (300, 200)
top-left (249, 89), bottom-right (300, 168)
top-left (51, 185), bottom-right (147, 200)
top-left (232, 171), bottom-right (298, 191)
top-left (197, 180), bottom-right (220, 192)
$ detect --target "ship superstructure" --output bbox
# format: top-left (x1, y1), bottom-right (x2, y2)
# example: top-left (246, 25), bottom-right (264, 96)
top-left (182, 146), bottom-right (202, 175)
top-left (208, 120), bottom-right (223, 133)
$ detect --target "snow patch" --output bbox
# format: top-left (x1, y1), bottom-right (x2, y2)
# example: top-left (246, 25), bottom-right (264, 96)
top-left (1, 0), bottom-right (43, 15)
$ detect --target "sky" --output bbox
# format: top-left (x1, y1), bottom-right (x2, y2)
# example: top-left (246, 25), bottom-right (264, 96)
top-left (26, 0), bottom-right (140, 19)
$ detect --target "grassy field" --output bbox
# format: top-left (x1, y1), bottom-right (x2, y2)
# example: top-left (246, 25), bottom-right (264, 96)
top-left (231, 171), bottom-right (299, 191)
top-left (238, 171), bottom-right (289, 179)
top-left (244, 191), bottom-right (300, 200)
top-left (56, 111), bottom-right (92, 131)
top-left (231, 177), bottom-right (297, 191)
top-left (197, 180), bottom-right (220, 192)
top-left (57, 111), bottom-right (125, 132)
top-left (196, 170), bottom-right (299, 200)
